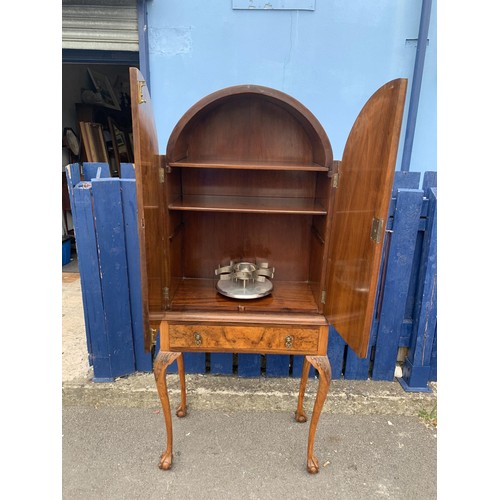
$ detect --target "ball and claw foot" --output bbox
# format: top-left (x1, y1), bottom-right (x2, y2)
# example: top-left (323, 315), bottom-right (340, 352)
top-left (294, 410), bottom-right (307, 423)
top-left (176, 405), bottom-right (187, 418)
top-left (159, 451), bottom-right (173, 470)
top-left (307, 455), bottom-right (320, 474)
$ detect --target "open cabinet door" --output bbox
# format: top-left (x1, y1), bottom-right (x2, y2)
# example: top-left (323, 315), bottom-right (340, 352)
top-left (130, 67), bottom-right (167, 351)
top-left (324, 79), bottom-right (407, 358)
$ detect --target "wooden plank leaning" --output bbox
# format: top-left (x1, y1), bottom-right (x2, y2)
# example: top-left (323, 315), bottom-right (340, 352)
top-left (65, 163), bottom-right (92, 363)
top-left (66, 164), bottom-right (113, 381)
top-left (399, 187), bottom-right (437, 392)
top-left (91, 177), bottom-right (136, 380)
top-left (121, 176), bottom-right (153, 372)
top-left (371, 188), bottom-right (425, 380)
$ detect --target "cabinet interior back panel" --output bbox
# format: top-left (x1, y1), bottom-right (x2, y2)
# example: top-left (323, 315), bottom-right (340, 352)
top-left (180, 212), bottom-right (313, 281)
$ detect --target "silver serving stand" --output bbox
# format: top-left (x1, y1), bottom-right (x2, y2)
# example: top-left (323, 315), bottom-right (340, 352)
top-left (215, 261), bottom-right (275, 299)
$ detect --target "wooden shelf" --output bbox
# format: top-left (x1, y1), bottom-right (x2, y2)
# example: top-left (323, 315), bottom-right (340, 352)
top-left (168, 195), bottom-right (327, 214)
top-left (169, 159), bottom-right (329, 172)
top-left (170, 279), bottom-right (320, 314)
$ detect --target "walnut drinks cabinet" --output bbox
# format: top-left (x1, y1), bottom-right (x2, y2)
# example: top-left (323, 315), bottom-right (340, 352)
top-left (129, 68), bottom-right (407, 473)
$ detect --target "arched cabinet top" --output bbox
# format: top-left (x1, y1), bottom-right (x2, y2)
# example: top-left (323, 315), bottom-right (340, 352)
top-left (166, 85), bottom-right (333, 171)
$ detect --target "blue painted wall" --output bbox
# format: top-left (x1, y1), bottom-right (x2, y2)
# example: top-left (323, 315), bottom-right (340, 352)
top-left (147, 0), bottom-right (436, 174)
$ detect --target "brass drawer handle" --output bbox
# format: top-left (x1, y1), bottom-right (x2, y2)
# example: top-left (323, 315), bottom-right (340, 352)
top-left (194, 332), bottom-right (202, 346)
top-left (285, 335), bottom-right (294, 349)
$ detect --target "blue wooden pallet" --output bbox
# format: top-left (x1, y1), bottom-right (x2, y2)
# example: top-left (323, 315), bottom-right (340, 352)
top-left (65, 163), bottom-right (152, 381)
top-left (67, 162), bottom-right (437, 391)
top-left (371, 188), bottom-right (424, 380)
top-left (399, 187), bottom-right (437, 392)
top-left (334, 172), bottom-right (437, 391)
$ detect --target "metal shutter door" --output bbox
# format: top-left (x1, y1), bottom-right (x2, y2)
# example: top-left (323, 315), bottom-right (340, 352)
top-left (62, 0), bottom-right (138, 52)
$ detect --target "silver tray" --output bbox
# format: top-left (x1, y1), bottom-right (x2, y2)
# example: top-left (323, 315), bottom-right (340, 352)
top-left (215, 261), bottom-right (275, 300)
top-left (216, 276), bottom-right (273, 299)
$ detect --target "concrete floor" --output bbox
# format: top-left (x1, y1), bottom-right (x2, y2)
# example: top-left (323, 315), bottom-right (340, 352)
top-left (61, 254), bottom-right (438, 499)
top-left (63, 407), bottom-right (437, 500)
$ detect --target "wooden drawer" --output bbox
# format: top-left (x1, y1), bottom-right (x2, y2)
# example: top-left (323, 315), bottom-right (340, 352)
top-left (164, 323), bottom-right (323, 355)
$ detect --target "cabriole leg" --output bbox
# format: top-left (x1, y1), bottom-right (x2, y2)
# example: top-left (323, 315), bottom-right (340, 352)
top-left (176, 353), bottom-right (187, 418)
top-left (295, 357), bottom-right (311, 423)
top-left (154, 351), bottom-right (182, 470)
top-left (304, 355), bottom-right (332, 474)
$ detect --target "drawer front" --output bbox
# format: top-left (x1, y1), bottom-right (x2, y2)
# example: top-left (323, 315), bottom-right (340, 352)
top-left (166, 324), bottom-right (321, 355)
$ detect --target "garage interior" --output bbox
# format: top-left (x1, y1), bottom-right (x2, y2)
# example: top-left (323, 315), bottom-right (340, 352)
top-left (62, 0), bottom-right (141, 251)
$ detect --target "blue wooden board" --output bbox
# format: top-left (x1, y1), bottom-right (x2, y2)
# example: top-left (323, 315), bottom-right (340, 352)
top-left (400, 188), bottom-right (437, 391)
top-left (65, 163), bottom-right (81, 190)
top-left (120, 163), bottom-right (136, 179)
top-left (121, 179), bottom-right (152, 372)
top-left (266, 354), bottom-right (290, 377)
top-left (327, 326), bottom-right (346, 380)
top-left (398, 320), bottom-right (413, 347)
top-left (92, 178), bottom-right (135, 379)
top-left (238, 354), bottom-right (261, 377)
top-left (68, 180), bottom-right (93, 366)
top-left (387, 171), bottom-right (421, 221)
top-left (429, 325), bottom-right (437, 382)
top-left (422, 171), bottom-right (437, 193)
top-left (83, 162), bottom-right (111, 180)
top-left (71, 183), bottom-right (112, 381)
top-left (211, 353), bottom-right (233, 375)
top-left (344, 322), bottom-right (376, 380)
top-left (65, 164), bottom-right (91, 360)
top-left (391, 171), bottom-right (420, 196)
top-left (403, 230), bottom-right (424, 323)
top-left (183, 353), bottom-right (206, 373)
top-left (292, 356), bottom-right (315, 378)
top-left (372, 189), bottom-right (424, 380)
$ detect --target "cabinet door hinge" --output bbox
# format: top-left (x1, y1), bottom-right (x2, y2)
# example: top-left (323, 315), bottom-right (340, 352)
top-left (149, 327), bottom-right (157, 346)
top-left (321, 290), bottom-right (326, 304)
top-left (370, 217), bottom-right (385, 244)
top-left (332, 173), bottom-right (339, 188)
top-left (138, 80), bottom-right (147, 104)
top-left (159, 167), bottom-right (165, 183)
